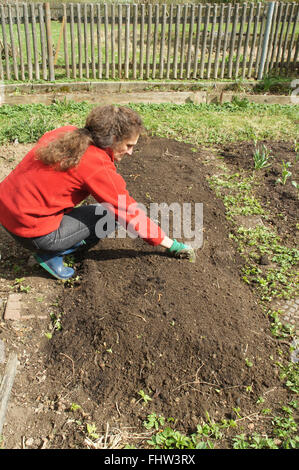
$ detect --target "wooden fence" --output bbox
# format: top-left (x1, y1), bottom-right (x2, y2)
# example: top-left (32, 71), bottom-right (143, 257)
top-left (0, 2), bottom-right (298, 82)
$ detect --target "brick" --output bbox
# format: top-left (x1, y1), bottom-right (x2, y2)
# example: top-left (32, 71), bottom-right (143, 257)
top-left (4, 294), bottom-right (22, 321)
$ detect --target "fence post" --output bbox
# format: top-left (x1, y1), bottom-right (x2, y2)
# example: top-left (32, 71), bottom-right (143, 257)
top-left (44, 2), bottom-right (55, 81)
top-left (258, 1), bottom-right (275, 80)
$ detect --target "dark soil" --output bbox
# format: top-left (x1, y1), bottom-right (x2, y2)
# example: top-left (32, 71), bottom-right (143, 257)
top-left (0, 137), bottom-right (297, 449)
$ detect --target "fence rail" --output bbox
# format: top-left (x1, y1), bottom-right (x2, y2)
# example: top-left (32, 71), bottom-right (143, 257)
top-left (0, 2), bottom-right (298, 82)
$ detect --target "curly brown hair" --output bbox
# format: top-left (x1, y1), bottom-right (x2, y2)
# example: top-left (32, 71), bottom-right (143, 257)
top-left (36, 105), bottom-right (144, 171)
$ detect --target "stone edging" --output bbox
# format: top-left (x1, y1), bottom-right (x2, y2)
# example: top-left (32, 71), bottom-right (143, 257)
top-left (0, 80), bottom-right (297, 106)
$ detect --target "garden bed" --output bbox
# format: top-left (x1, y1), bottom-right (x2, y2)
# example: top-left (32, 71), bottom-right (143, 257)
top-left (0, 135), bottom-right (297, 449)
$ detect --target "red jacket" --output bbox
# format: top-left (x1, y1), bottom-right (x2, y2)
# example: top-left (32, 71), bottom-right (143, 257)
top-left (0, 126), bottom-right (165, 246)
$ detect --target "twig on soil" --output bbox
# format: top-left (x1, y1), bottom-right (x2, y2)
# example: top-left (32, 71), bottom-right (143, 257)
top-left (128, 312), bottom-right (147, 322)
top-left (264, 387), bottom-right (277, 395)
top-left (115, 402), bottom-right (121, 417)
top-left (172, 365), bottom-right (204, 392)
top-left (59, 353), bottom-right (75, 378)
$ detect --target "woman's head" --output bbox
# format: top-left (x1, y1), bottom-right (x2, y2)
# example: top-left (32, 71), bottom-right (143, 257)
top-left (36, 105), bottom-right (144, 170)
top-left (85, 105), bottom-right (143, 150)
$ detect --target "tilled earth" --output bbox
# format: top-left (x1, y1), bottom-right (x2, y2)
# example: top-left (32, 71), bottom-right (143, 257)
top-left (0, 136), bottom-right (297, 449)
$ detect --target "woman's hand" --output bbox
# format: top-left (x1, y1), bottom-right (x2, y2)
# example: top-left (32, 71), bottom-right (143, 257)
top-left (161, 237), bottom-right (196, 263)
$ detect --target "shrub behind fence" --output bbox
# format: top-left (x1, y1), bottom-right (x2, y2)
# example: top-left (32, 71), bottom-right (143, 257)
top-left (0, 2), bottom-right (298, 82)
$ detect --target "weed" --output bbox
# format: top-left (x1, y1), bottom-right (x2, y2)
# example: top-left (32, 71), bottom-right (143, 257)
top-left (245, 358), bottom-right (253, 368)
top-left (86, 423), bottom-right (99, 440)
top-left (70, 403), bottom-right (81, 412)
top-left (276, 160), bottom-right (292, 185)
top-left (253, 143), bottom-right (273, 169)
top-left (143, 413), bottom-right (165, 430)
top-left (50, 312), bottom-right (63, 331)
top-left (10, 277), bottom-right (31, 293)
top-left (268, 310), bottom-right (294, 339)
top-left (138, 390), bottom-right (152, 405)
top-left (278, 362), bottom-right (299, 394)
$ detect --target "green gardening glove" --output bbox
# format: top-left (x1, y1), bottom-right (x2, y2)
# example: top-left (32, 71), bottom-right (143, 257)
top-left (167, 239), bottom-right (196, 263)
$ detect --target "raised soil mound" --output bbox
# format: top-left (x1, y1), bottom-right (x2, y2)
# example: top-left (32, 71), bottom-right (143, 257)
top-left (44, 136), bottom-right (291, 439)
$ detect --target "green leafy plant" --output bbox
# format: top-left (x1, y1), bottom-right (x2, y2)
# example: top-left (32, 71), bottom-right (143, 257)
top-left (86, 423), bottom-right (99, 440)
top-left (253, 143), bottom-right (273, 169)
top-left (138, 389), bottom-right (152, 404)
top-left (70, 403), bottom-right (81, 412)
top-left (276, 160), bottom-right (292, 185)
top-left (143, 413), bottom-right (165, 430)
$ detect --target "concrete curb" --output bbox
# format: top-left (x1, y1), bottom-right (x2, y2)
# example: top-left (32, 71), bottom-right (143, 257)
top-left (0, 80), bottom-right (296, 106)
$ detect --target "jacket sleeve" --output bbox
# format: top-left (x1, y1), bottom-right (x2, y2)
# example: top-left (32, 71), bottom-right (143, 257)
top-left (82, 155), bottom-right (166, 246)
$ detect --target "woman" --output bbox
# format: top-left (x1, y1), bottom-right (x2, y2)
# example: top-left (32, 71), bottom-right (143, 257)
top-left (0, 105), bottom-right (195, 280)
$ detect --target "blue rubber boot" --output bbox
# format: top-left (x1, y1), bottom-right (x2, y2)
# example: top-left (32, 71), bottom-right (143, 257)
top-left (34, 252), bottom-right (75, 280)
top-left (34, 240), bottom-right (88, 280)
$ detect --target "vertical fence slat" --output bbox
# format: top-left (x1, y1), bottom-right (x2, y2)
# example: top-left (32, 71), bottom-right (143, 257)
top-left (264, 1), bottom-right (277, 75)
top-left (111, 3), bottom-right (115, 79)
top-left (235, 2), bottom-right (246, 78)
top-left (200, 4), bottom-right (210, 79)
top-left (159, 3), bottom-right (167, 79)
top-left (275, 2), bottom-right (287, 72)
top-left (97, 3), bottom-right (102, 79)
top-left (280, 2), bottom-right (294, 74)
top-left (124, 3), bottom-right (130, 79)
top-left (77, 3), bottom-right (82, 78)
top-left (132, 3), bottom-right (138, 80)
top-left (63, 4), bottom-right (69, 79)
top-left (1, 5), bottom-right (11, 80)
top-left (69, 3), bottom-right (76, 79)
top-left (16, 3), bottom-right (25, 80)
top-left (228, 3), bottom-right (239, 79)
top-left (186, 4), bottom-right (195, 79)
top-left (90, 4), bottom-right (96, 79)
top-left (166, 4), bottom-right (174, 79)
top-left (286, 3), bottom-right (299, 74)
top-left (140, 3), bottom-right (145, 79)
top-left (278, 2), bottom-right (290, 73)
top-left (269, 1), bottom-right (282, 71)
top-left (193, 4), bottom-right (202, 79)
top-left (221, 4), bottom-right (231, 79)
top-left (104, 3), bottom-right (109, 79)
top-left (179, 3), bottom-right (188, 79)
top-left (255, 3), bottom-right (267, 77)
top-left (8, 4), bottom-right (18, 80)
top-left (146, 4), bottom-right (152, 80)
top-left (132, 3), bottom-right (137, 80)
top-left (38, 3), bottom-right (47, 80)
top-left (248, 2), bottom-right (260, 78)
top-left (242, 2), bottom-right (253, 79)
top-left (152, 3), bottom-right (160, 78)
top-left (173, 4), bottom-right (181, 79)
top-left (45, 2), bottom-right (55, 81)
top-left (207, 4), bottom-right (217, 79)
top-left (31, 3), bottom-right (40, 80)
top-left (214, 3), bottom-right (224, 79)
top-left (23, 3), bottom-right (32, 80)
top-left (118, 4), bottom-right (122, 79)
top-left (83, 3), bottom-right (89, 78)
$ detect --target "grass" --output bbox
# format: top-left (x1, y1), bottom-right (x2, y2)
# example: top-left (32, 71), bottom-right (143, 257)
top-left (0, 100), bottom-right (298, 146)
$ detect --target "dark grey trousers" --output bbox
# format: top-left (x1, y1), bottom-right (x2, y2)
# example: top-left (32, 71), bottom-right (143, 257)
top-left (6, 204), bottom-right (116, 253)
